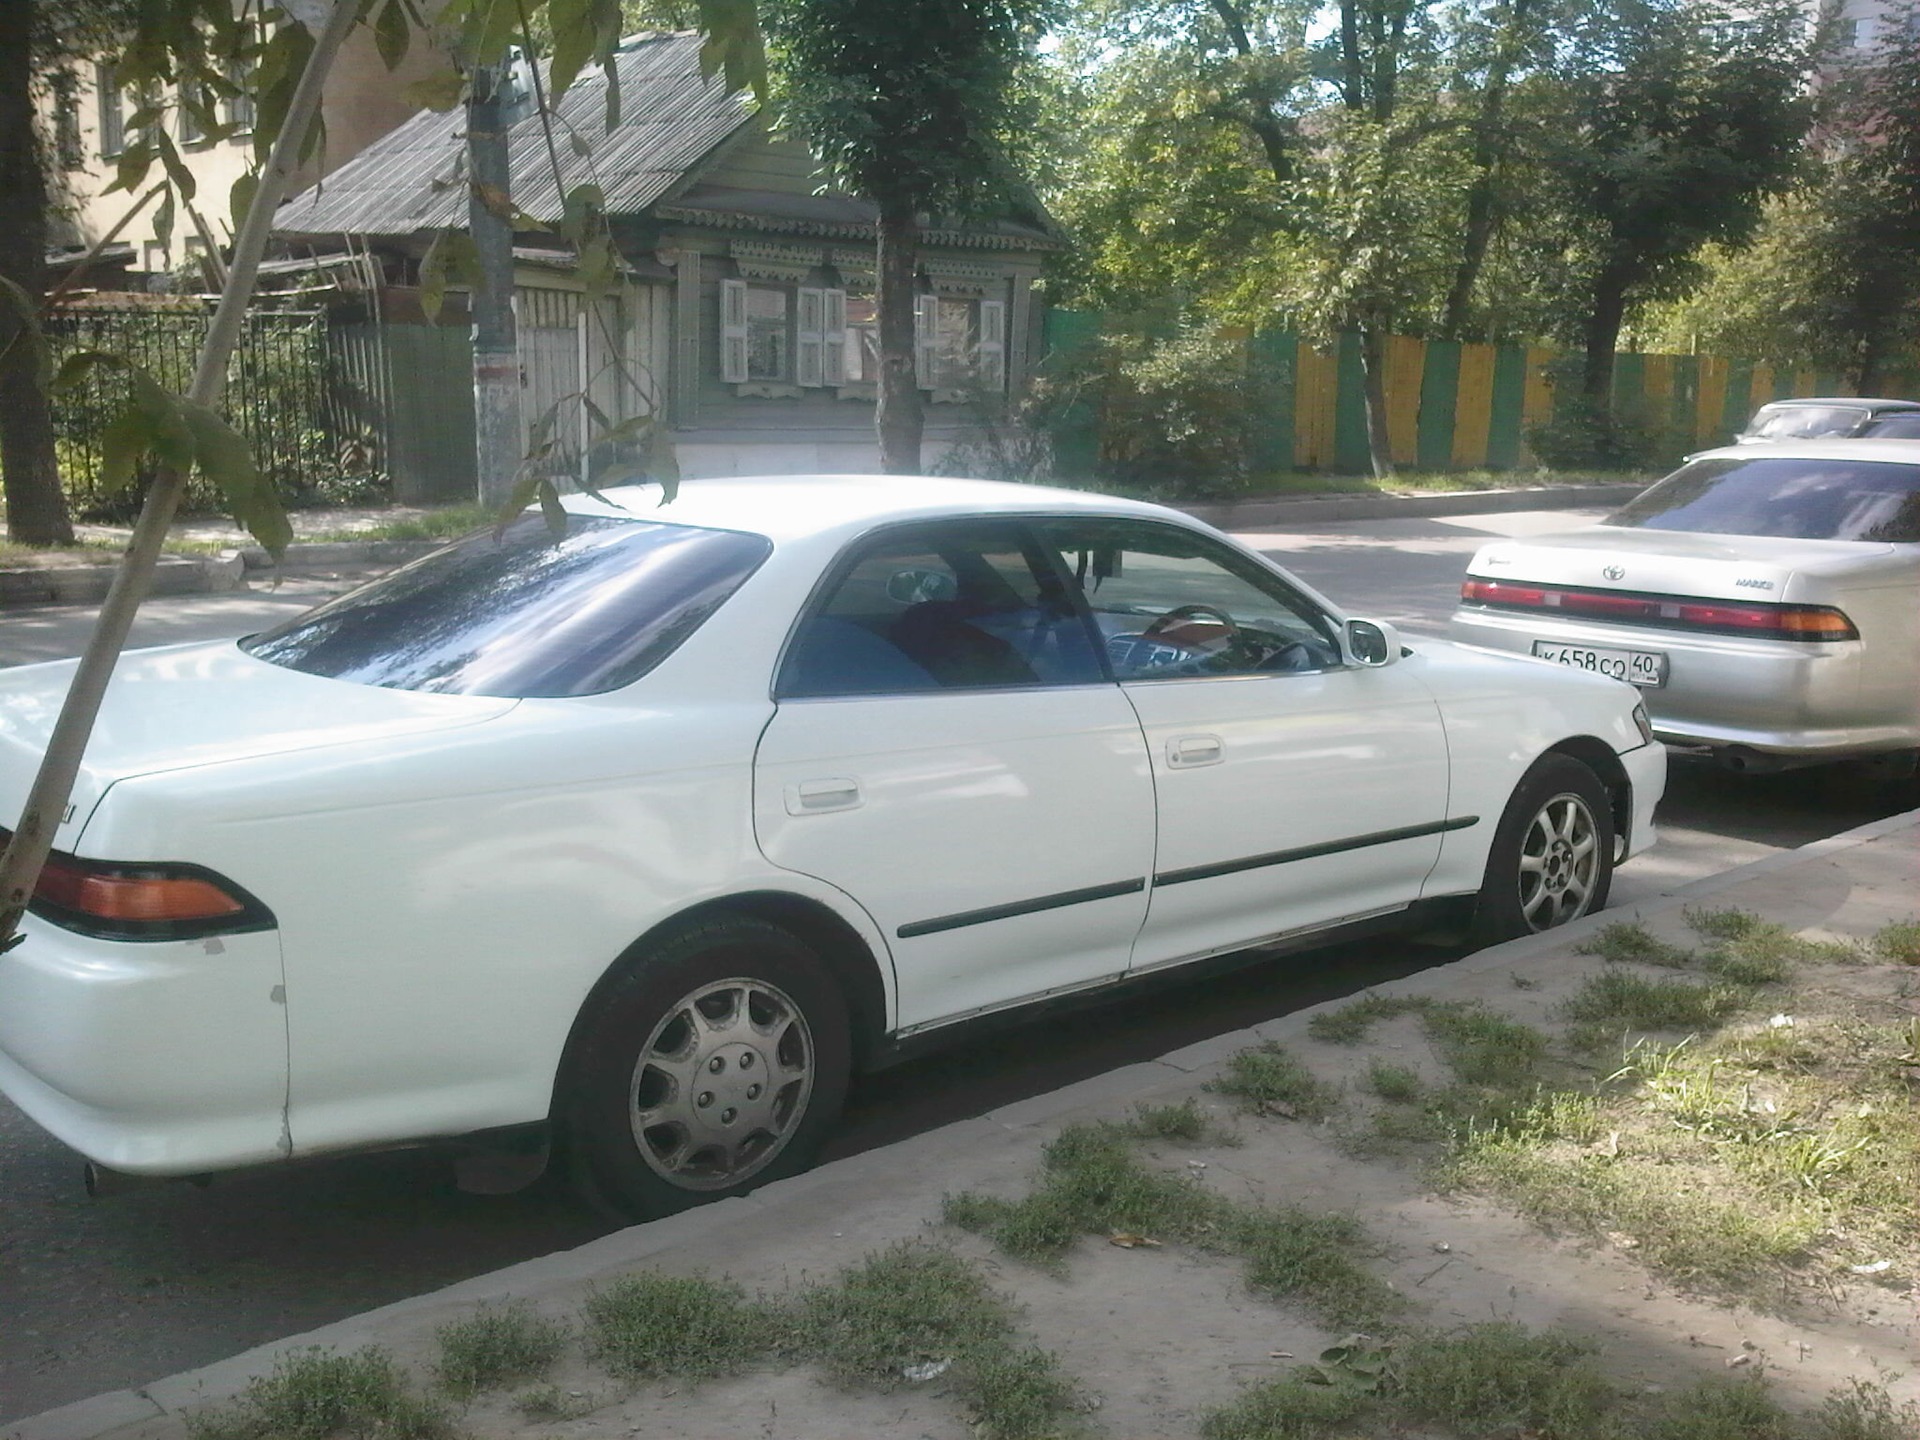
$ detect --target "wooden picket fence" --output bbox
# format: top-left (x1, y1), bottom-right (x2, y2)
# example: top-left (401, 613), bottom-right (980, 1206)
top-left (1043, 310), bottom-right (1920, 475)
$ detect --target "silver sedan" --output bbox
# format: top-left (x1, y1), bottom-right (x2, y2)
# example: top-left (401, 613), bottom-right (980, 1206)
top-left (1449, 439), bottom-right (1920, 774)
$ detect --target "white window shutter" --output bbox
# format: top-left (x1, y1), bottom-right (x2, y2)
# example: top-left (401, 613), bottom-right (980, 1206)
top-left (977, 300), bottom-right (1006, 392)
top-left (720, 279), bottom-right (748, 384)
top-left (915, 293), bottom-right (938, 390)
top-left (796, 286), bottom-right (825, 387)
top-left (823, 288), bottom-right (847, 386)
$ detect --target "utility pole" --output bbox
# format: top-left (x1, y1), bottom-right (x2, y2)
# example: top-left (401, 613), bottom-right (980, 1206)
top-left (467, 62), bottom-right (519, 506)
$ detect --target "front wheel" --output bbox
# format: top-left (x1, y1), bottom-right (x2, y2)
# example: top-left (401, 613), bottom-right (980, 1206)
top-left (1472, 754), bottom-right (1615, 947)
top-left (562, 917), bottom-right (850, 1221)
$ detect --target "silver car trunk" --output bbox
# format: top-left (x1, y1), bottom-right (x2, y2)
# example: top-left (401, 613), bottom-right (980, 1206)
top-left (1467, 528), bottom-right (1896, 604)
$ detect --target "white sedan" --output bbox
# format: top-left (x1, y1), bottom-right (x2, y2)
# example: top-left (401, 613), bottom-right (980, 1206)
top-left (1451, 439), bottom-right (1920, 774)
top-left (0, 477), bottom-right (1662, 1216)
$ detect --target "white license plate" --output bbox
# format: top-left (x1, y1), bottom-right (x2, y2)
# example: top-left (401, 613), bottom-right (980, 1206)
top-left (1530, 641), bottom-right (1667, 688)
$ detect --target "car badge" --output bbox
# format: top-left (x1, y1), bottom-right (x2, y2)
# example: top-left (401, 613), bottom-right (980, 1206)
top-left (1602, 565), bottom-right (1625, 581)
top-left (1735, 577), bottom-right (1775, 590)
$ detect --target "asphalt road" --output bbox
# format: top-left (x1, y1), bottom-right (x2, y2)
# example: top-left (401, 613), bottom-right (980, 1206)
top-left (2, 510), bottom-right (1913, 1424)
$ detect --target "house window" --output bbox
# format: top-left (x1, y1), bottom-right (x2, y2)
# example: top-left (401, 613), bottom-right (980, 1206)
top-left (225, 58), bottom-right (256, 133)
top-left (721, 278), bottom-right (852, 387)
top-left (915, 294), bottom-right (1007, 393)
top-left (843, 296), bottom-right (881, 382)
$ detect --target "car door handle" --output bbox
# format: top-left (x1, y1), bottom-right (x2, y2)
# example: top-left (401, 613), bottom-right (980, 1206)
top-left (786, 777), bottom-right (862, 815)
top-left (1166, 734), bottom-right (1224, 768)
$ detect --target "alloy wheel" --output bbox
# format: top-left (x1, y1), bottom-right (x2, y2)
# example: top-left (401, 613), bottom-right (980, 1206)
top-left (1516, 791), bottom-right (1600, 931)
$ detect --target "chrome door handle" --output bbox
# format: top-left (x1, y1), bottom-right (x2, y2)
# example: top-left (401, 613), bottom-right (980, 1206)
top-left (786, 777), bottom-right (862, 815)
top-left (1166, 734), bottom-right (1224, 768)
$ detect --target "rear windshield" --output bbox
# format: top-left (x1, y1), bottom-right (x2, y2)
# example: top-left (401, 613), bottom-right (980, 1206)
top-left (1740, 404), bottom-right (1872, 441)
top-left (1605, 456), bottom-right (1920, 542)
top-left (242, 514), bottom-right (772, 696)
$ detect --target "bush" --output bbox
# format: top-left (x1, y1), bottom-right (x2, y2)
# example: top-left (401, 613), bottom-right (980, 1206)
top-left (1066, 316), bottom-right (1276, 496)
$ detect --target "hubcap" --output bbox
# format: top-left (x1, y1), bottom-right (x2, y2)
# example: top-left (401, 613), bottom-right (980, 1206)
top-left (629, 978), bottom-right (814, 1192)
top-left (1516, 792), bottom-right (1600, 931)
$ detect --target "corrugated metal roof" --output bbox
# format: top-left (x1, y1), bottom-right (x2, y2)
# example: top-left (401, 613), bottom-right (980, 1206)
top-left (276, 33), bottom-right (751, 237)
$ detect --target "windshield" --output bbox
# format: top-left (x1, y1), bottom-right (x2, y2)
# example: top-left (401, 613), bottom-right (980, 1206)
top-left (1604, 456), bottom-right (1920, 542)
top-left (243, 514), bottom-right (772, 696)
top-left (1741, 404), bottom-right (1871, 440)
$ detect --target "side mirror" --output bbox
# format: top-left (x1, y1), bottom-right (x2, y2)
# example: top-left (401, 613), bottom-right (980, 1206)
top-left (1345, 618), bottom-right (1402, 667)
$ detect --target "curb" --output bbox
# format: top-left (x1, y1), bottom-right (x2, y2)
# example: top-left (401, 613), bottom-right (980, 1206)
top-left (12, 802), bottom-right (1916, 1440)
top-left (1, 484), bottom-right (1641, 609)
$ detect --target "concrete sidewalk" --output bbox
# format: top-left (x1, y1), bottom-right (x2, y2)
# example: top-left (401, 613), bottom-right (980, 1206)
top-left (1, 481), bottom-right (1647, 609)
top-left (14, 807), bottom-right (1916, 1440)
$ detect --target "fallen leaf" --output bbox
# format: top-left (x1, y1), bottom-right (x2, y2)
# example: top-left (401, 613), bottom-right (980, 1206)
top-left (903, 1358), bottom-right (951, 1382)
top-left (1726, 1354), bottom-right (1752, 1369)
top-left (1109, 1232), bottom-right (1163, 1249)
top-left (1849, 1260), bottom-right (1892, 1275)
top-left (1432, 1242), bottom-right (1451, 1253)
top-left (1269, 1351), bottom-right (1294, 1359)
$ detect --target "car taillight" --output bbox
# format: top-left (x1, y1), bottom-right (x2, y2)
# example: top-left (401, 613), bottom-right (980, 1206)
top-left (0, 828), bottom-right (272, 941)
top-left (1460, 579), bottom-right (1858, 642)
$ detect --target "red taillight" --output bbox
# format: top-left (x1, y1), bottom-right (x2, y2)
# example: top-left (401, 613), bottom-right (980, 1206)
top-left (1460, 579), bottom-right (1857, 641)
top-left (35, 854), bottom-right (246, 924)
top-left (0, 827), bottom-right (271, 940)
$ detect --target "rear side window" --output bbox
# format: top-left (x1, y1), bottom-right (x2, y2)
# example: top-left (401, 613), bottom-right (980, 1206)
top-left (1606, 457), bottom-right (1920, 542)
top-left (243, 514), bottom-right (771, 697)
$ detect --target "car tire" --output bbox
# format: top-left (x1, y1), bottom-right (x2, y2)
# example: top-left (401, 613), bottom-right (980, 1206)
top-left (1471, 753), bottom-right (1615, 948)
top-left (561, 917), bottom-right (850, 1222)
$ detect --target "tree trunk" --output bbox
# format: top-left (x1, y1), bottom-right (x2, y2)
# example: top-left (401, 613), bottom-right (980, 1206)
top-left (876, 198), bottom-right (923, 475)
top-left (0, 0), bottom-right (76, 547)
top-left (1442, 0), bottom-right (1532, 337)
top-left (1359, 326), bottom-right (1395, 477)
top-left (1582, 265), bottom-right (1632, 406)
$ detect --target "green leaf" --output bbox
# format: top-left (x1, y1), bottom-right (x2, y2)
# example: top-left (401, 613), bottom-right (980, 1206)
top-left (180, 399), bottom-right (292, 558)
top-left (419, 231), bottom-right (450, 323)
top-left (404, 66), bottom-right (467, 112)
top-left (97, 408), bottom-right (153, 496)
top-left (494, 471), bottom-right (543, 535)
top-left (113, 141), bottom-right (156, 196)
top-left (575, 234), bottom-right (617, 303)
top-left (694, 0), bottom-right (767, 104)
top-left (152, 191), bottom-right (177, 254)
top-left (547, 0), bottom-right (597, 104)
top-left (130, 370), bottom-right (196, 472)
top-left (154, 128), bottom-right (197, 204)
top-left (52, 350), bottom-right (129, 394)
top-left (230, 171), bottom-right (260, 238)
top-left (536, 477), bottom-right (568, 535)
top-left (375, 0), bottom-right (411, 71)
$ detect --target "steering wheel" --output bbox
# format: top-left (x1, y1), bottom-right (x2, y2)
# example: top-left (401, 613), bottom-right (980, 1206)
top-left (1141, 603), bottom-right (1241, 644)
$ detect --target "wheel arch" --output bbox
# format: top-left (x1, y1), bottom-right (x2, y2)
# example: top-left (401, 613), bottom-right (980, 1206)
top-left (552, 890), bottom-right (892, 1123)
top-left (1543, 735), bottom-right (1633, 856)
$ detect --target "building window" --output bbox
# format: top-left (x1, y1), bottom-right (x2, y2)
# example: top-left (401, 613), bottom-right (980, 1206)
top-left (745, 286), bottom-right (789, 381)
top-left (96, 63), bottom-right (126, 157)
top-left (225, 58), bottom-right (255, 133)
top-left (53, 74), bottom-right (85, 169)
top-left (843, 296), bottom-right (881, 382)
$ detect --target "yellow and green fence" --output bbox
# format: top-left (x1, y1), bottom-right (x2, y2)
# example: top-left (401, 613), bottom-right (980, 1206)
top-left (1043, 310), bottom-right (1916, 476)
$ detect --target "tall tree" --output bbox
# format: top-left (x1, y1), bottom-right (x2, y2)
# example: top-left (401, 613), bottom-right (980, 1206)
top-left (764, 0), bottom-right (1054, 474)
top-left (1546, 0), bottom-right (1807, 408)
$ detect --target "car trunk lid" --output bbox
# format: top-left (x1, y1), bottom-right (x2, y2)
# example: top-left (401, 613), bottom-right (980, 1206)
top-left (0, 642), bottom-right (517, 848)
top-left (1466, 528), bottom-right (1894, 602)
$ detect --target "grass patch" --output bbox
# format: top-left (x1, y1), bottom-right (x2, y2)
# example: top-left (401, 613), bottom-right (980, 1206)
top-left (1562, 970), bottom-right (1747, 1033)
top-left (1114, 1097), bottom-right (1240, 1145)
top-left (1871, 919), bottom-right (1920, 965)
top-left (185, 1347), bottom-right (453, 1440)
top-left (1207, 1042), bottom-right (1338, 1119)
top-left (512, 1385), bottom-right (595, 1421)
top-left (1424, 1006), bottom-right (1547, 1090)
top-left (1366, 1061), bottom-right (1423, 1102)
top-left (291, 505), bottom-right (494, 544)
top-left (1700, 947), bottom-right (1793, 986)
top-left (1684, 906), bottom-right (1765, 941)
top-left (1205, 1325), bottom-right (1917, 1440)
top-left (581, 1272), bottom-right (766, 1381)
top-left (945, 1119), bottom-right (1399, 1331)
top-left (434, 1302), bottom-right (566, 1397)
top-left (1306, 993), bottom-right (1430, 1044)
top-left (1580, 921), bottom-right (1693, 968)
top-left (789, 1243), bottom-right (1078, 1440)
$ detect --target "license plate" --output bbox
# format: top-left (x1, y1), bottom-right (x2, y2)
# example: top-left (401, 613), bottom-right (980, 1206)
top-left (1530, 640), bottom-right (1667, 688)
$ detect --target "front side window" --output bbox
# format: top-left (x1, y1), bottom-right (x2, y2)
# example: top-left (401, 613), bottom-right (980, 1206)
top-left (780, 524), bottom-right (1104, 697)
top-left (243, 515), bottom-right (772, 697)
top-left (1035, 521), bottom-right (1343, 680)
top-left (1606, 457), bottom-right (1920, 541)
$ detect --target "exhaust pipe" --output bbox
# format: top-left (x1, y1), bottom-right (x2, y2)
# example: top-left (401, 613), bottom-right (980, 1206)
top-left (83, 1162), bottom-right (209, 1199)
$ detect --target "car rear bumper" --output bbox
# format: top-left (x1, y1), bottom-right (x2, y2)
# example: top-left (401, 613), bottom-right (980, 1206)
top-left (1449, 607), bottom-right (1917, 759)
top-left (0, 916), bottom-right (290, 1174)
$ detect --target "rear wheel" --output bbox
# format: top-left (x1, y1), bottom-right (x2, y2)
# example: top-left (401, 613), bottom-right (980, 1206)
top-left (562, 917), bottom-right (850, 1221)
top-left (1472, 754), bottom-right (1614, 947)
